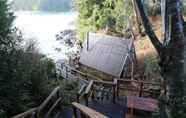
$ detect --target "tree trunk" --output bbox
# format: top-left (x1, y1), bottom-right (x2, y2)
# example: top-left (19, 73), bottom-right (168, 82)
top-left (132, 0), bottom-right (142, 35)
top-left (135, 0), bottom-right (186, 117)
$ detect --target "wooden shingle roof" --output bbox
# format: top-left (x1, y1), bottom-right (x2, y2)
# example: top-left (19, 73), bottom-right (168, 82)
top-left (80, 32), bottom-right (133, 77)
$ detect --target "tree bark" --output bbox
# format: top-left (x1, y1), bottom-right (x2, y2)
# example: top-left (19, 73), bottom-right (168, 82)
top-left (132, 0), bottom-right (142, 35)
top-left (135, 0), bottom-right (163, 54)
top-left (135, 0), bottom-right (186, 117)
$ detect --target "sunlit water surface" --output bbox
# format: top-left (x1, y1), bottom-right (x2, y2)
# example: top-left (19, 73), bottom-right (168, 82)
top-left (14, 11), bottom-right (77, 61)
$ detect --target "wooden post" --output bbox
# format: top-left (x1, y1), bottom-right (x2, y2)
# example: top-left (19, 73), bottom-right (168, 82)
top-left (77, 94), bottom-right (80, 103)
top-left (86, 32), bottom-right (89, 51)
top-left (84, 94), bottom-right (89, 106)
top-left (91, 84), bottom-right (95, 100)
top-left (117, 83), bottom-right (119, 99)
top-left (139, 83), bottom-right (143, 97)
top-left (65, 66), bottom-right (68, 79)
top-left (81, 112), bottom-right (86, 118)
top-left (112, 84), bottom-right (116, 103)
top-left (73, 106), bottom-right (78, 118)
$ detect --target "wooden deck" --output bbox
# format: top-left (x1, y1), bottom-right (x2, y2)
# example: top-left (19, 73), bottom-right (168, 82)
top-left (88, 101), bottom-right (126, 118)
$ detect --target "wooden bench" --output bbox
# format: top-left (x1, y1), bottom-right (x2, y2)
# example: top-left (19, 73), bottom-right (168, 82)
top-left (126, 96), bottom-right (158, 118)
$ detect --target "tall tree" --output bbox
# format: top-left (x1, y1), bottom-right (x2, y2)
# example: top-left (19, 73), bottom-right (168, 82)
top-left (132, 0), bottom-right (142, 35)
top-left (0, 0), bottom-right (14, 45)
top-left (135, 0), bottom-right (186, 117)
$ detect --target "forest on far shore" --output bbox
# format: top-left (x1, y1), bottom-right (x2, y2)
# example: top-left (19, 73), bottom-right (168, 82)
top-left (12, 0), bottom-right (73, 12)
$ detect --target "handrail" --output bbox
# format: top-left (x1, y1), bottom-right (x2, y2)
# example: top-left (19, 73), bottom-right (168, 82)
top-left (80, 79), bottom-right (118, 105)
top-left (117, 79), bottom-right (163, 86)
top-left (44, 98), bottom-right (62, 118)
top-left (72, 102), bottom-right (108, 118)
top-left (84, 80), bottom-right (94, 106)
top-left (12, 108), bottom-right (37, 118)
top-left (77, 84), bottom-right (86, 102)
top-left (12, 86), bottom-right (61, 118)
top-left (85, 80), bottom-right (94, 94)
top-left (62, 64), bottom-right (103, 81)
top-left (37, 86), bottom-right (60, 117)
top-left (94, 80), bottom-right (115, 86)
top-left (117, 79), bottom-right (163, 97)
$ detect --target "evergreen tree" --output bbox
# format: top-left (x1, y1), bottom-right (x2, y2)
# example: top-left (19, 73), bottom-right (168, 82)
top-left (74, 0), bottom-right (133, 40)
top-left (0, 0), bottom-right (14, 42)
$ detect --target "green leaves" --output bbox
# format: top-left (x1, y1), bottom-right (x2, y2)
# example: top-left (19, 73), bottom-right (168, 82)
top-left (74, 0), bottom-right (133, 40)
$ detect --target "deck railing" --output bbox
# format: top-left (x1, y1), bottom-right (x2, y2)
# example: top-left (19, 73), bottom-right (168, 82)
top-left (12, 67), bottom-right (164, 118)
top-left (116, 79), bottom-right (164, 98)
top-left (61, 64), bottom-right (104, 81)
top-left (72, 102), bottom-right (108, 118)
top-left (12, 86), bottom-right (62, 118)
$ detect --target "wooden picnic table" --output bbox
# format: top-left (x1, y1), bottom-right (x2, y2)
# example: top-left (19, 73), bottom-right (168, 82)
top-left (126, 96), bottom-right (158, 118)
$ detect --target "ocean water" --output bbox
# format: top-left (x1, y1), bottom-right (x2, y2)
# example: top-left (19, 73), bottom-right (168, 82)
top-left (14, 11), bottom-right (77, 61)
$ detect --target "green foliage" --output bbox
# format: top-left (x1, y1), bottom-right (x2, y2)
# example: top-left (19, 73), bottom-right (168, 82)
top-left (142, 0), bottom-right (161, 16)
top-left (45, 79), bottom-right (79, 106)
top-left (0, 38), bottom-right (57, 116)
top-left (144, 55), bottom-right (161, 81)
top-left (60, 80), bottom-right (79, 106)
top-left (0, 1), bottom-right (57, 116)
top-left (0, 0), bottom-right (15, 38)
top-left (74, 0), bottom-right (133, 40)
top-left (12, 0), bottom-right (72, 12)
top-left (0, 109), bottom-right (7, 118)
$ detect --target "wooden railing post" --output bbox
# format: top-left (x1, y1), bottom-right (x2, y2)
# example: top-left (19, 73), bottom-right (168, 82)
top-left (73, 106), bottom-right (78, 118)
top-left (77, 94), bottom-right (80, 103)
top-left (91, 84), bottom-right (95, 100)
top-left (84, 94), bottom-right (89, 106)
top-left (139, 83), bottom-right (144, 97)
top-left (114, 79), bottom-right (119, 99)
top-left (117, 84), bottom-right (119, 99)
top-left (65, 66), bottom-right (68, 79)
top-left (113, 85), bottom-right (116, 103)
top-left (112, 79), bottom-right (117, 103)
top-left (84, 80), bottom-right (94, 106)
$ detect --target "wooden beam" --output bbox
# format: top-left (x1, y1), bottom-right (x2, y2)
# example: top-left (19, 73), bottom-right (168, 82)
top-left (38, 86), bottom-right (60, 117)
top-left (72, 102), bottom-right (108, 118)
top-left (45, 98), bottom-right (62, 118)
top-left (94, 80), bottom-right (114, 86)
top-left (85, 80), bottom-right (94, 94)
top-left (12, 108), bottom-right (37, 118)
top-left (117, 79), bottom-right (163, 87)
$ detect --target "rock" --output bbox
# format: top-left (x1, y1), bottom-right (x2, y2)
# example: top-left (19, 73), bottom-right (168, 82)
top-left (55, 29), bottom-right (81, 68)
top-left (56, 29), bottom-right (77, 47)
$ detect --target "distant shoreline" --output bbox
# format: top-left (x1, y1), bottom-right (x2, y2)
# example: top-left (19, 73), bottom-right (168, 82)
top-left (14, 10), bottom-right (75, 14)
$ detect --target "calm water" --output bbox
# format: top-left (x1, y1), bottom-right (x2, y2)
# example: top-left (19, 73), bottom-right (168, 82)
top-left (14, 11), bottom-right (77, 61)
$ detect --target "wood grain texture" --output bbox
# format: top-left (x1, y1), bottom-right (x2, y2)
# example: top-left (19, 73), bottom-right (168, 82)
top-left (72, 102), bottom-right (108, 118)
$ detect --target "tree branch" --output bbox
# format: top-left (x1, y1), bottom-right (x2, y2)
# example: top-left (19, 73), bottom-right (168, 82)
top-left (135, 0), bottom-right (163, 54)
